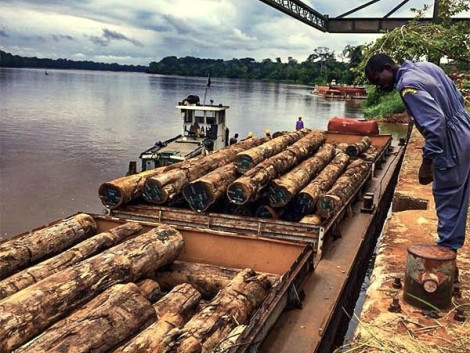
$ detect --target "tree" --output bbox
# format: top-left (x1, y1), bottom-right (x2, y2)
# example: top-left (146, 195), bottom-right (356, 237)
top-left (356, 0), bottom-right (469, 80)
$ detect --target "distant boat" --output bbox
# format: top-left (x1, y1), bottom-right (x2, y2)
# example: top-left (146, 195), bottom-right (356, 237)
top-left (311, 81), bottom-right (367, 100)
top-left (45, 70), bottom-right (48, 76)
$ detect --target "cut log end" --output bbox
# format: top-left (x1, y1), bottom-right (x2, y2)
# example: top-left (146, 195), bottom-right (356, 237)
top-left (143, 178), bottom-right (168, 204)
top-left (317, 195), bottom-right (341, 218)
top-left (98, 183), bottom-right (123, 209)
top-left (267, 184), bottom-right (290, 208)
top-left (183, 181), bottom-right (215, 212)
top-left (226, 182), bottom-right (251, 205)
top-left (293, 192), bottom-right (316, 216)
top-left (234, 155), bottom-right (255, 174)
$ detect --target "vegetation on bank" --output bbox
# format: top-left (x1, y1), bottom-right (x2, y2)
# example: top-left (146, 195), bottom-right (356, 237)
top-left (0, 50), bottom-right (147, 73)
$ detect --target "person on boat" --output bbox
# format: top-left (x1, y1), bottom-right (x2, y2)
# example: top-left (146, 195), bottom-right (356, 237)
top-left (296, 116), bottom-right (304, 130)
top-left (241, 131), bottom-right (253, 141)
top-left (365, 53), bottom-right (470, 259)
top-left (265, 129), bottom-right (272, 139)
top-left (229, 133), bottom-right (239, 145)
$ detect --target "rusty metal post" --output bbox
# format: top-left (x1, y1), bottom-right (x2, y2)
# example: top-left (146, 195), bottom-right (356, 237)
top-left (403, 244), bottom-right (456, 310)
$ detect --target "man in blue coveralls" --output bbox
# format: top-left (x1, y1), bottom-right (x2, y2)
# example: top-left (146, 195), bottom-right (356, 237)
top-left (365, 53), bottom-right (470, 263)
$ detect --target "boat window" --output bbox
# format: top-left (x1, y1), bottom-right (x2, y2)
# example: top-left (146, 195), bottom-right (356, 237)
top-left (183, 111), bottom-right (193, 123)
top-left (196, 115), bottom-right (204, 124)
top-left (207, 116), bottom-right (216, 125)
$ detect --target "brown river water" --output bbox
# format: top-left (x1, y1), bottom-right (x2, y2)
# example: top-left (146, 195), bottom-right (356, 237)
top-left (0, 68), bottom-right (406, 238)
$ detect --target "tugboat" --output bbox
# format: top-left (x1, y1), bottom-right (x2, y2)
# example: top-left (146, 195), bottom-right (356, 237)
top-left (138, 95), bottom-right (230, 171)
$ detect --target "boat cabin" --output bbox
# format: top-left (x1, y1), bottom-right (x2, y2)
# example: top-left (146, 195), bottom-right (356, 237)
top-left (139, 98), bottom-right (230, 171)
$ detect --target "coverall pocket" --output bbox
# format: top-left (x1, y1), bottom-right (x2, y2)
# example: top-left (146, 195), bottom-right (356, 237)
top-left (434, 166), bottom-right (461, 191)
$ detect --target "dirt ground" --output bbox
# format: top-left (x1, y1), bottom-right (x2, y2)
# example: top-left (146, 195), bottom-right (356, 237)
top-left (346, 127), bottom-right (470, 352)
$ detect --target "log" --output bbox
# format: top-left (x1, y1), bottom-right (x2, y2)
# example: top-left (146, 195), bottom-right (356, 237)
top-left (0, 213), bottom-right (97, 280)
top-left (143, 137), bottom-right (266, 204)
top-left (154, 261), bottom-right (239, 299)
top-left (0, 222), bottom-right (142, 300)
top-left (268, 143), bottom-right (336, 207)
top-left (98, 163), bottom-right (182, 209)
top-left (153, 283), bottom-right (202, 319)
top-left (214, 325), bottom-right (247, 353)
top-left (299, 214), bottom-right (322, 226)
top-left (233, 129), bottom-right (309, 173)
top-left (316, 159), bottom-right (371, 218)
top-left (15, 283), bottom-right (156, 353)
top-left (111, 283), bottom-right (201, 353)
top-left (293, 151), bottom-right (350, 217)
top-left (360, 144), bottom-right (379, 161)
top-left (183, 163), bottom-right (239, 212)
top-left (136, 279), bottom-right (163, 303)
top-left (227, 130), bottom-right (326, 205)
top-left (255, 204), bottom-right (284, 219)
top-left (0, 224), bottom-right (183, 352)
top-left (345, 136), bottom-right (371, 157)
top-left (172, 268), bottom-right (272, 353)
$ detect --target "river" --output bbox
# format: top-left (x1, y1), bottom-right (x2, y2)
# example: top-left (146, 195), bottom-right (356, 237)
top-left (1, 67), bottom-right (398, 238)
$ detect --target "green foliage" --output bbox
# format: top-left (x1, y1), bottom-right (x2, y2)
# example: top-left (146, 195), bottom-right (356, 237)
top-left (355, 0), bottom-right (469, 78)
top-left (363, 86), bottom-right (405, 119)
top-left (0, 50), bottom-right (147, 72)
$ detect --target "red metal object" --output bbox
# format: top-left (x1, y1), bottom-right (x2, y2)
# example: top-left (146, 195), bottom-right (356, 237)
top-left (327, 117), bottom-right (379, 135)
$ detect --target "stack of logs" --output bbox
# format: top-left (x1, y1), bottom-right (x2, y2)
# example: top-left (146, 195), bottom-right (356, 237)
top-left (99, 131), bottom-right (381, 224)
top-left (0, 214), bottom-right (277, 353)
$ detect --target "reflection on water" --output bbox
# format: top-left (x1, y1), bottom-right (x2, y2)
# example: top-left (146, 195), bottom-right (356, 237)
top-left (0, 68), bottom-right (381, 237)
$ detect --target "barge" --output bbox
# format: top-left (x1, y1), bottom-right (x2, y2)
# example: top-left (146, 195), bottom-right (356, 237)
top-left (311, 83), bottom-right (367, 100)
top-left (0, 117), bottom-right (407, 352)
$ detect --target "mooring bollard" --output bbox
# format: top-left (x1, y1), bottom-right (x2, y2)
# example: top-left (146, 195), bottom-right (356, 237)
top-left (403, 244), bottom-right (456, 310)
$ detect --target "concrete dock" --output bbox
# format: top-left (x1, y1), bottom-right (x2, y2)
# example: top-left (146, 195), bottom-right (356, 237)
top-left (348, 127), bottom-right (470, 352)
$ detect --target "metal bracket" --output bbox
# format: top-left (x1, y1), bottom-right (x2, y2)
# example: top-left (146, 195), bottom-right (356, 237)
top-left (287, 284), bottom-right (303, 309)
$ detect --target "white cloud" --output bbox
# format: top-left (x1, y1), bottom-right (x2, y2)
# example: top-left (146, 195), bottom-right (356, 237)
top-left (0, 0), bottom-right (467, 66)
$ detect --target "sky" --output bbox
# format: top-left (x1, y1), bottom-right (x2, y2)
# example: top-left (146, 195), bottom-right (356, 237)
top-left (0, 0), bottom-right (466, 66)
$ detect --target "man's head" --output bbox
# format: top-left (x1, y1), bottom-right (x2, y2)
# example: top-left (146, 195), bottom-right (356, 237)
top-left (298, 116), bottom-right (302, 121)
top-left (365, 54), bottom-right (399, 92)
top-left (234, 133), bottom-right (239, 138)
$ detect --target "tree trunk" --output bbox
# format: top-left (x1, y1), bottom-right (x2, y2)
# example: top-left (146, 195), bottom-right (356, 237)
top-left (111, 283), bottom-right (201, 353)
top-left (293, 152), bottom-right (350, 217)
top-left (143, 137), bottom-right (266, 204)
top-left (98, 163), bottom-right (182, 209)
top-left (316, 159), bottom-right (371, 218)
top-left (0, 213), bottom-right (97, 280)
top-left (268, 144), bottom-right (336, 207)
top-left (0, 224), bottom-right (183, 353)
top-left (346, 136), bottom-right (371, 157)
top-left (299, 214), bottom-right (322, 225)
top-left (214, 325), bottom-right (247, 353)
top-left (183, 164), bottom-right (239, 212)
top-left (136, 279), bottom-right (163, 303)
top-left (233, 130), bottom-right (308, 173)
top-left (360, 145), bottom-right (379, 161)
top-left (255, 204), bottom-right (285, 219)
top-left (15, 283), bottom-right (156, 353)
top-left (154, 261), bottom-right (239, 299)
top-left (172, 268), bottom-right (272, 353)
top-left (227, 131), bottom-right (326, 205)
top-left (153, 283), bottom-right (202, 319)
top-left (0, 222), bottom-right (142, 300)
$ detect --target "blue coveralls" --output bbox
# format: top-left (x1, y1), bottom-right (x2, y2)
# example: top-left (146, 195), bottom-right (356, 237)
top-left (396, 60), bottom-right (470, 251)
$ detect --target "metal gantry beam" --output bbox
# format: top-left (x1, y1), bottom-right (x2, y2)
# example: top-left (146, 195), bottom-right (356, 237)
top-left (259, 0), bottom-right (470, 33)
top-left (257, 0), bottom-right (328, 32)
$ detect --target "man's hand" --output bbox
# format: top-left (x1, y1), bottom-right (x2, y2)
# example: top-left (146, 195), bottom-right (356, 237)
top-left (419, 158), bottom-right (434, 185)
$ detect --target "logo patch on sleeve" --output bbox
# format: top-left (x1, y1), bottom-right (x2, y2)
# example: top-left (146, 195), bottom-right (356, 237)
top-left (401, 88), bottom-right (417, 97)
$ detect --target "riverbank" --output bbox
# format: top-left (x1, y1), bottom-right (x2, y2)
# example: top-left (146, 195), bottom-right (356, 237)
top-left (346, 127), bottom-right (470, 352)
